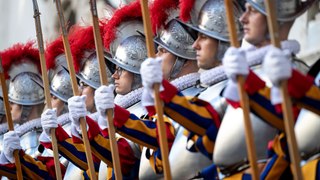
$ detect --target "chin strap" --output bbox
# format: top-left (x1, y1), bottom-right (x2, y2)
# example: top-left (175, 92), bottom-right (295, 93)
top-left (168, 56), bottom-right (186, 80)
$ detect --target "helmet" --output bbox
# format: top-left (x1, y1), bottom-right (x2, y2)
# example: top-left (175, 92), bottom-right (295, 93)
top-left (107, 35), bottom-right (147, 74)
top-left (1, 42), bottom-right (44, 106)
top-left (154, 19), bottom-right (197, 60)
top-left (45, 37), bottom-right (73, 103)
top-left (182, 0), bottom-right (243, 42)
top-left (108, 20), bottom-right (145, 57)
top-left (76, 52), bottom-right (114, 89)
top-left (70, 25), bottom-right (114, 89)
top-left (150, 0), bottom-right (197, 60)
top-left (105, 0), bottom-right (135, 9)
top-left (247, 0), bottom-right (316, 22)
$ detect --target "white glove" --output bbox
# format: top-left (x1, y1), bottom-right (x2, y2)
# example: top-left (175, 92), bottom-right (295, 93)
top-left (68, 95), bottom-right (87, 132)
top-left (263, 46), bottom-right (292, 86)
top-left (141, 88), bottom-right (154, 107)
top-left (270, 86), bottom-right (282, 105)
top-left (222, 80), bottom-right (240, 102)
top-left (223, 47), bottom-right (249, 82)
top-left (140, 57), bottom-right (163, 90)
top-left (41, 108), bottom-right (58, 137)
top-left (94, 85), bottom-right (115, 116)
top-left (3, 131), bottom-right (22, 163)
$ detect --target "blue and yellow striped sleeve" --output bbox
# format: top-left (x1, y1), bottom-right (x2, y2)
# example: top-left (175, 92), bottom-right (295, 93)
top-left (287, 70), bottom-right (320, 116)
top-left (302, 157), bottom-right (320, 180)
top-left (113, 105), bottom-right (175, 150)
top-left (84, 116), bottom-right (139, 176)
top-left (40, 125), bottom-right (100, 173)
top-left (158, 80), bottom-right (221, 137)
top-left (0, 162), bottom-right (19, 179)
top-left (20, 150), bottom-right (67, 180)
top-left (0, 150), bottom-right (66, 180)
top-left (242, 70), bottom-right (320, 131)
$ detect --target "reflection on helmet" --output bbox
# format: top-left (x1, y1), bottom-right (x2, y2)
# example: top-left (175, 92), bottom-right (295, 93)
top-left (110, 35), bottom-right (148, 75)
top-left (77, 52), bottom-right (114, 89)
top-left (247, 0), bottom-right (316, 22)
top-left (154, 19), bottom-right (197, 60)
top-left (9, 72), bottom-right (44, 106)
top-left (196, 0), bottom-right (243, 42)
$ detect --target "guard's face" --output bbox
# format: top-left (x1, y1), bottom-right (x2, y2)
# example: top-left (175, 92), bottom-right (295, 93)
top-left (10, 103), bottom-right (22, 123)
top-left (156, 46), bottom-right (176, 80)
top-left (51, 95), bottom-right (65, 116)
top-left (240, 3), bottom-right (269, 47)
top-left (79, 82), bottom-right (95, 113)
top-left (112, 66), bottom-right (134, 95)
top-left (192, 33), bottom-right (219, 70)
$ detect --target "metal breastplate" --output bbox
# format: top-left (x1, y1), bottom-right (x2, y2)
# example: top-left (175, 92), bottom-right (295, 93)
top-left (63, 162), bottom-right (84, 179)
top-left (295, 109), bottom-right (320, 161)
top-left (20, 129), bottom-right (41, 157)
top-left (15, 118), bottom-right (42, 157)
top-left (213, 68), bottom-right (278, 175)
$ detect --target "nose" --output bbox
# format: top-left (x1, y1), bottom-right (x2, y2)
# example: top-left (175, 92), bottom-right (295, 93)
top-left (192, 36), bottom-right (200, 50)
top-left (112, 71), bottom-right (118, 79)
top-left (239, 11), bottom-right (248, 25)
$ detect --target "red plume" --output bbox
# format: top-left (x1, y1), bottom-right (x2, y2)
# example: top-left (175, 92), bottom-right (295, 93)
top-left (179, 0), bottom-right (196, 22)
top-left (45, 37), bottom-right (64, 70)
top-left (69, 25), bottom-right (97, 73)
top-left (0, 41), bottom-right (40, 79)
top-left (103, 0), bottom-right (142, 50)
top-left (150, 0), bottom-right (179, 34)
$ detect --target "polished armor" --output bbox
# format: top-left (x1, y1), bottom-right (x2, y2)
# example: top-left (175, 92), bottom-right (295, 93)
top-left (8, 61), bottom-right (44, 106)
top-left (154, 19), bottom-right (196, 60)
top-left (77, 52), bottom-right (114, 89)
top-left (247, 0), bottom-right (316, 22)
top-left (106, 34), bottom-right (147, 90)
top-left (111, 35), bottom-right (147, 74)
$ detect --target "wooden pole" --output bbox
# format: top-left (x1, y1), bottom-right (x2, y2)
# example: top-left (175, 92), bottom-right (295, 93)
top-left (53, 0), bottom-right (97, 179)
top-left (140, 0), bottom-right (172, 179)
top-left (31, 0), bottom-right (62, 179)
top-left (0, 57), bottom-right (23, 180)
top-left (89, 0), bottom-right (122, 179)
top-left (224, 1), bottom-right (259, 179)
top-left (264, 0), bottom-right (303, 179)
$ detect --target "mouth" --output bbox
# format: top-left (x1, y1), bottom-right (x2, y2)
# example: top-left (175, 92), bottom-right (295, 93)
top-left (243, 28), bottom-right (249, 34)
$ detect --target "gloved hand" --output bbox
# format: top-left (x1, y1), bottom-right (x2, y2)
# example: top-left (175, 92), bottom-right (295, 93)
top-left (223, 47), bottom-right (249, 82)
top-left (263, 46), bottom-right (292, 86)
top-left (3, 131), bottom-right (22, 163)
top-left (141, 88), bottom-right (155, 107)
top-left (140, 57), bottom-right (163, 90)
top-left (94, 85), bottom-right (115, 117)
top-left (41, 108), bottom-right (58, 137)
top-left (68, 95), bottom-right (87, 133)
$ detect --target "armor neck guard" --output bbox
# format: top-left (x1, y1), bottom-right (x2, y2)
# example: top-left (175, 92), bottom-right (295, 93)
top-left (200, 40), bottom-right (300, 86)
top-left (115, 72), bottom-right (200, 109)
top-left (15, 117), bottom-right (41, 137)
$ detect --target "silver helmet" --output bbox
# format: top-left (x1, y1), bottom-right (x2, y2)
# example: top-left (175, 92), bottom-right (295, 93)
top-left (109, 20), bottom-right (145, 57)
top-left (191, 0), bottom-right (243, 42)
top-left (8, 61), bottom-right (44, 106)
top-left (105, 0), bottom-right (135, 9)
top-left (49, 54), bottom-right (73, 102)
top-left (77, 52), bottom-right (114, 89)
top-left (154, 19), bottom-right (197, 60)
top-left (247, 0), bottom-right (316, 22)
top-left (108, 35), bottom-right (147, 74)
